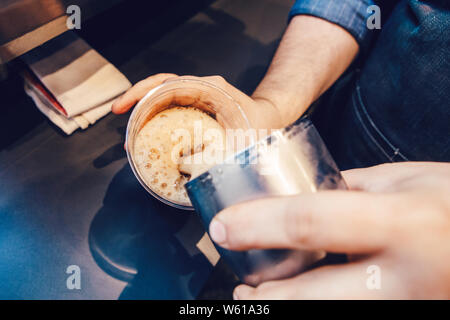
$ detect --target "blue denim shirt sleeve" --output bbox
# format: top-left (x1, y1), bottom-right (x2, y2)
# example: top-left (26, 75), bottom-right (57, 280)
top-left (289, 0), bottom-right (375, 52)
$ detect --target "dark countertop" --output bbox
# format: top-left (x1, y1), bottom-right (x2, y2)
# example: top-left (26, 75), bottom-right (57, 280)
top-left (0, 0), bottom-right (292, 299)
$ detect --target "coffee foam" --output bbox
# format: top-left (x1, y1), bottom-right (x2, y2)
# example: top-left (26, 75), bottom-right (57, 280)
top-left (134, 106), bottom-right (226, 206)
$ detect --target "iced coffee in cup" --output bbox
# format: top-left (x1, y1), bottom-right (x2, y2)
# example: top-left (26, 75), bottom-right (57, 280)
top-left (126, 79), bottom-right (252, 210)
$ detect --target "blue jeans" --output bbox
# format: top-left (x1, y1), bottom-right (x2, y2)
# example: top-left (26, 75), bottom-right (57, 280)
top-left (311, 0), bottom-right (450, 170)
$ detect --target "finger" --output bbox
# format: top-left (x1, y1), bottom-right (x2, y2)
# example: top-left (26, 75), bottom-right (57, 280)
top-left (170, 75), bottom-right (253, 129)
top-left (341, 162), bottom-right (450, 192)
top-left (176, 75), bottom-right (228, 87)
top-left (177, 75), bottom-right (267, 130)
top-left (341, 163), bottom-right (406, 192)
top-left (234, 260), bottom-right (395, 300)
top-left (112, 73), bottom-right (178, 114)
top-left (209, 191), bottom-right (395, 253)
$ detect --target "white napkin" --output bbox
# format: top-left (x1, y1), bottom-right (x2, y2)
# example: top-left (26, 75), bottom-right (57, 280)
top-left (24, 79), bottom-right (114, 135)
top-left (22, 31), bottom-right (131, 134)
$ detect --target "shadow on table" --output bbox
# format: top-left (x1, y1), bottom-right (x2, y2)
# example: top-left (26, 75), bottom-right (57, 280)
top-left (88, 164), bottom-right (213, 299)
top-left (93, 125), bottom-right (127, 168)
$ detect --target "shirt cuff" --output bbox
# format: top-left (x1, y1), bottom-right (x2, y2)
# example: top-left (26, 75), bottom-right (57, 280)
top-left (288, 0), bottom-right (376, 52)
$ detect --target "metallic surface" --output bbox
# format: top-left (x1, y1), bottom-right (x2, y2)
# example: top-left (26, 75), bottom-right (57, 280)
top-left (186, 117), bottom-right (347, 286)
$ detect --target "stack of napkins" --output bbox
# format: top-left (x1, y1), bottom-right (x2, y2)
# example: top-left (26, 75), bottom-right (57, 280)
top-left (22, 31), bottom-right (131, 135)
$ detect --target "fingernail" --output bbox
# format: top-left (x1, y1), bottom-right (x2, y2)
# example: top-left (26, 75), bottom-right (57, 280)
top-left (111, 96), bottom-right (123, 113)
top-left (111, 99), bottom-right (119, 110)
top-left (233, 285), bottom-right (252, 300)
top-left (209, 219), bottom-right (227, 245)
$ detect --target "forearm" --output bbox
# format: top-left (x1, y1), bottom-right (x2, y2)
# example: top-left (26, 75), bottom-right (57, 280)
top-left (252, 15), bottom-right (359, 127)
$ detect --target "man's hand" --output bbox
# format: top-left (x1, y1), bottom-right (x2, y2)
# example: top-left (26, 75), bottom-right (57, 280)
top-left (112, 74), bottom-right (283, 130)
top-left (208, 162), bottom-right (450, 299)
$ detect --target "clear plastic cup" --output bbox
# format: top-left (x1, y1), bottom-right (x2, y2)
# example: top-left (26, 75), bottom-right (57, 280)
top-left (125, 78), bottom-right (252, 210)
